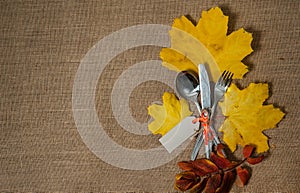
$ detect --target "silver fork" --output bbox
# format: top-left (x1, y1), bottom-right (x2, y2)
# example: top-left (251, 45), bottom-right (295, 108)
top-left (209, 70), bottom-right (233, 156)
top-left (211, 71), bottom-right (234, 118)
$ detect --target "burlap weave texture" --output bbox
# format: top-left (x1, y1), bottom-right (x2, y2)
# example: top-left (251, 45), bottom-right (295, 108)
top-left (0, 0), bottom-right (299, 192)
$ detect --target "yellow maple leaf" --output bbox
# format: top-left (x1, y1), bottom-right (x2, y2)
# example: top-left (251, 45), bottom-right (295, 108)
top-left (147, 92), bottom-right (192, 136)
top-left (160, 7), bottom-right (253, 80)
top-left (219, 83), bottom-right (285, 153)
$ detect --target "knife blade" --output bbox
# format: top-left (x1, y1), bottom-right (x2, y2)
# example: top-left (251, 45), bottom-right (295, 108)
top-left (199, 64), bottom-right (211, 109)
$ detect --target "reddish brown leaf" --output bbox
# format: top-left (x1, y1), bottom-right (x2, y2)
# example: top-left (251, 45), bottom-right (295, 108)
top-left (175, 179), bottom-right (195, 191)
top-left (190, 178), bottom-right (208, 193)
top-left (178, 161), bottom-right (193, 171)
top-left (210, 152), bottom-right (233, 169)
top-left (203, 174), bottom-right (222, 193)
top-left (175, 171), bottom-right (197, 180)
top-left (175, 171), bottom-right (199, 191)
top-left (192, 159), bottom-right (219, 177)
top-left (247, 155), bottom-right (264, 165)
top-left (216, 171), bottom-right (236, 193)
top-left (236, 166), bottom-right (250, 187)
top-left (243, 145), bottom-right (255, 158)
top-left (216, 143), bottom-right (226, 158)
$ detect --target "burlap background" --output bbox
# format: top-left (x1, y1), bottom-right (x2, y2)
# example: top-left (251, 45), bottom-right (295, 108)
top-left (1, 0), bottom-right (299, 192)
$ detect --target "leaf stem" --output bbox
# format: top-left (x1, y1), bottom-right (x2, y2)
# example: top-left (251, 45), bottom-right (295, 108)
top-left (203, 158), bottom-right (247, 178)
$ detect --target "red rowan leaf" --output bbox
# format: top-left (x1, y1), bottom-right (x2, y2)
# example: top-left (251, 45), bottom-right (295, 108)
top-left (175, 171), bottom-right (196, 180)
top-left (216, 143), bottom-right (226, 158)
top-left (175, 179), bottom-right (196, 191)
top-left (243, 145), bottom-right (255, 158)
top-left (210, 152), bottom-right (233, 169)
top-left (175, 171), bottom-right (199, 191)
top-left (247, 155), bottom-right (264, 165)
top-left (178, 161), bottom-right (193, 171)
top-left (190, 178), bottom-right (208, 193)
top-left (203, 174), bottom-right (222, 193)
top-left (236, 166), bottom-right (250, 187)
top-left (216, 171), bottom-right (236, 193)
top-left (192, 159), bottom-right (219, 176)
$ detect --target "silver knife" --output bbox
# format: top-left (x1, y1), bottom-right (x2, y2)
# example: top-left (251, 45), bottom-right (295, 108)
top-left (190, 64), bottom-right (212, 160)
top-left (199, 64), bottom-right (212, 158)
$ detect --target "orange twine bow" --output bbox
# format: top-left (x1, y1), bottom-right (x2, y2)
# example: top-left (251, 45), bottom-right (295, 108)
top-left (192, 110), bottom-right (214, 145)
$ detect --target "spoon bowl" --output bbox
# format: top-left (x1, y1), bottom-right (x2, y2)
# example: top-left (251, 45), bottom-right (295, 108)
top-left (175, 71), bottom-right (201, 112)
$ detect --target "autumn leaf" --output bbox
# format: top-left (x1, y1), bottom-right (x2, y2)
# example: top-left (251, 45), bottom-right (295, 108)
top-left (175, 144), bottom-right (265, 192)
top-left (216, 143), bottom-right (226, 158)
top-left (243, 145), bottom-right (264, 165)
top-left (216, 171), bottom-right (235, 193)
top-left (178, 161), bottom-right (194, 171)
top-left (247, 156), bottom-right (264, 165)
top-left (147, 92), bottom-right (192, 136)
top-left (190, 179), bottom-right (207, 193)
top-left (210, 152), bottom-right (233, 169)
top-left (219, 83), bottom-right (285, 153)
top-left (203, 173), bottom-right (222, 193)
top-left (175, 171), bottom-right (199, 191)
top-left (243, 145), bottom-right (255, 158)
top-left (236, 166), bottom-right (250, 187)
top-left (160, 7), bottom-right (253, 81)
top-left (192, 159), bottom-right (219, 177)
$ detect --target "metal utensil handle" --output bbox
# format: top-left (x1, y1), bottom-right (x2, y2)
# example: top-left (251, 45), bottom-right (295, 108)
top-left (190, 129), bottom-right (204, 160)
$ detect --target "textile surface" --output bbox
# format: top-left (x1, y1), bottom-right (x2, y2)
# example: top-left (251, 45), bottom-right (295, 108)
top-left (0, 0), bottom-right (299, 192)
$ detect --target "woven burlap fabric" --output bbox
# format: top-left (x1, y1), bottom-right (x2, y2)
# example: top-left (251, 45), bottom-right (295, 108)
top-left (0, 0), bottom-right (299, 192)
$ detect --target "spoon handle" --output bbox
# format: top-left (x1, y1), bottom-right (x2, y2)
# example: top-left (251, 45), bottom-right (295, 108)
top-left (190, 127), bottom-right (203, 160)
top-left (194, 102), bottom-right (202, 114)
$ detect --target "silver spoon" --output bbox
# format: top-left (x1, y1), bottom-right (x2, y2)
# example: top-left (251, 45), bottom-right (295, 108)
top-left (176, 71), bottom-right (204, 160)
top-left (175, 71), bottom-right (201, 113)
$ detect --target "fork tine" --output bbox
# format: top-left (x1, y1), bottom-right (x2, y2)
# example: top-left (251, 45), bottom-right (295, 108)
top-left (229, 72), bottom-right (234, 81)
top-left (221, 71), bottom-right (229, 86)
top-left (217, 70), bottom-right (234, 87)
top-left (221, 70), bottom-right (227, 77)
top-left (225, 72), bottom-right (234, 87)
top-left (225, 71), bottom-right (231, 80)
top-left (217, 70), bottom-right (226, 84)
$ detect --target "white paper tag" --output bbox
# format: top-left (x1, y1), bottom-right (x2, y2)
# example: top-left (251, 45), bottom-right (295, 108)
top-left (159, 116), bottom-right (199, 153)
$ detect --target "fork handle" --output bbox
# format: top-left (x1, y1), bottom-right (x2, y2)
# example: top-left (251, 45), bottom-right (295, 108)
top-left (210, 125), bottom-right (226, 157)
top-left (210, 103), bottom-right (217, 120)
top-left (190, 131), bottom-right (204, 160)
